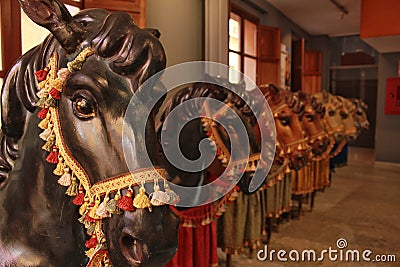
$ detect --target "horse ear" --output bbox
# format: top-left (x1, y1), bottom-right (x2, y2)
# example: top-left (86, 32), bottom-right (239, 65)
top-left (18, 0), bottom-right (84, 53)
top-left (145, 28), bottom-right (161, 39)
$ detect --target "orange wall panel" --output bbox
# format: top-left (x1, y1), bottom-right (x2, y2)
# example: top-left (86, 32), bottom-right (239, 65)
top-left (361, 0), bottom-right (400, 38)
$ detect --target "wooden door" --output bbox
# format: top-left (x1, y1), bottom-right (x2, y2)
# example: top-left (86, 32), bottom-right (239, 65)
top-left (291, 38), bottom-right (305, 91)
top-left (85, 0), bottom-right (146, 28)
top-left (303, 50), bottom-right (322, 94)
top-left (257, 25), bottom-right (280, 86)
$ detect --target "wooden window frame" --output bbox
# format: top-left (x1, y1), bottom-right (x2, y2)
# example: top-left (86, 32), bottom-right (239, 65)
top-left (229, 5), bottom-right (259, 77)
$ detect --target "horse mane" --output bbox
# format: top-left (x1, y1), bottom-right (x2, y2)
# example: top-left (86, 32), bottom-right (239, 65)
top-left (0, 8), bottom-right (163, 187)
top-left (159, 78), bottom-right (259, 127)
top-left (297, 91), bottom-right (325, 116)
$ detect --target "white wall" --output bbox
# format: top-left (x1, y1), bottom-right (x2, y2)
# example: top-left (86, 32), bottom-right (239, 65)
top-left (146, 0), bottom-right (204, 67)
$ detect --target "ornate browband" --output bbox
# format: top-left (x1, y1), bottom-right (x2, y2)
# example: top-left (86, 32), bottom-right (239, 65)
top-left (201, 101), bottom-right (261, 172)
top-left (34, 49), bottom-right (178, 267)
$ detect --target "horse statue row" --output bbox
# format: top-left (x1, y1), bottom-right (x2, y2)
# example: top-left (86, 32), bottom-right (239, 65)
top-left (158, 82), bottom-right (368, 266)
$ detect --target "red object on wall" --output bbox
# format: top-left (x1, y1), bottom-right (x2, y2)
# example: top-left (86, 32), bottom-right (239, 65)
top-left (385, 78), bottom-right (400, 114)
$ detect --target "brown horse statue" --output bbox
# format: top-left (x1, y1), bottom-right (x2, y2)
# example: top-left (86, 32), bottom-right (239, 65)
top-left (261, 84), bottom-right (310, 171)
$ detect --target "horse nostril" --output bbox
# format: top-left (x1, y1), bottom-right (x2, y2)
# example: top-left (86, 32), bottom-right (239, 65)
top-left (334, 132), bottom-right (343, 141)
top-left (120, 234), bottom-right (145, 265)
top-left (296, 154), bottom-right (304, 161)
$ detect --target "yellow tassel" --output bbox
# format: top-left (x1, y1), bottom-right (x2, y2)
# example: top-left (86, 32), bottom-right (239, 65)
top-left (105, 191), bottom-right (122, 215)
top-left (79, 195), bottom-right (90, 215)
top-left (42, 135), bottom-right (55, 152)
top-left (133, 187), bottom-right (152, 212)
top-left (85, 248), bottom-right (96, 259)
top-left (38, 112), bottom-right (51, 130)
top-left (88, 196), bottom-right (101, 220)
top-left (66, 176), bottom-right (78, 196)
top-left (53, 157), bottom-right (65, 176)
top-left (38, 80), bottom-right (47, 90)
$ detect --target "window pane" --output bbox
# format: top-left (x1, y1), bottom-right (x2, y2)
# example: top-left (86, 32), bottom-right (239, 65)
top-left (244, 56), bottom-right (256, 84)
top-left (244, 20), bottom-right (257, 57)
top-left (66, 4), bottom-right (80, 16)
top-left (21, 5), bottom-right (80, 54)
top-left (229, 12), bottom-right (241, 52)
top-left (229, 52), bottom-right (241, 83)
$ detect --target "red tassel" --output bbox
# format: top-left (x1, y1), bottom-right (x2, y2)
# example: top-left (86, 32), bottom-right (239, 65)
top-left (49, 88), bottom-right (61, 100)
top-left (38, 108), bottom-right (49, 119)
top-left (46, 146), bottom-right (59, 164)
top-left (117, 190), bottom-right (135, 211)
top-left (35, 67), bottom-right (49, 81)
top-left (73, 187), bottom-right (85, 206)
top-left (85, 212), bottom-right (97, 222)
top-left (85, 235), bottom-right (98, 248)
top-left (216, 148), bottom-right (222, 156)
top-left (206, 130), bottom-right (212, 137)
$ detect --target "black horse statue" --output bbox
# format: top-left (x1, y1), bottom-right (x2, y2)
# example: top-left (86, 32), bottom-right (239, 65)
top-left (0, 1), bottom-right (178, 266)
top-left (158, 80), bottom-right (270, 199)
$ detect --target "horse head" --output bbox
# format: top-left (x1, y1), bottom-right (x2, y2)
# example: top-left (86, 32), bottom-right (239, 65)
top-left (336, 96), bottom-right (358, 143)
top-left (296, 92), bottom-right (331, 158)
top-left (261, 84), bottom-right (310, 171)
top-left (351, 98), bottom-right (370, 136)
top-left (314, 91), bottom-right (345, 143)
top-left (158, 78), bottom-right (270, 202)
top-left (1, 1), bottom-right (178, 266)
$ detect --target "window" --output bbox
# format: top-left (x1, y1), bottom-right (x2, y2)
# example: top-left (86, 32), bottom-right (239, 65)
top-left (229, 7), bottom-right (259, 87)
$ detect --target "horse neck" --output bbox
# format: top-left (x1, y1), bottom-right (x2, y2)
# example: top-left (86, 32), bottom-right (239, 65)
top-left (0, 113), bottom-right (86, 265)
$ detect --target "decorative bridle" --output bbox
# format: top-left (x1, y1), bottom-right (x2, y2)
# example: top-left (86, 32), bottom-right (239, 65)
top-left (201, 101), bottom-right (261, 173)
top-left (271, 103), bottom-right (311, 158)
top-left (35, 49), bottom-right (178, 267)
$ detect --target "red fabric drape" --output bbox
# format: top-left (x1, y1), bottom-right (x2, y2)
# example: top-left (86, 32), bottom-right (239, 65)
top-left (165, 205), bottom-right (218, 267)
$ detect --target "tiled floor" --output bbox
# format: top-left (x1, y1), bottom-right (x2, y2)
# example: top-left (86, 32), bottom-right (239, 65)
top-left (218, 147), bottom-right (400, 266)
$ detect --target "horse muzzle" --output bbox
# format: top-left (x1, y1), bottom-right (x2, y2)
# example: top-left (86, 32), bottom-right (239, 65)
top-left (119, 230), bottom-right (177, 267)
top-left (109, 205), bottom-right (179, 267)
top-left (311, 137), bottom-right (330, 156)
top-left (333, 132), bottom-right (344, 143)
top-left (289, 150), bottom-right (309, 171)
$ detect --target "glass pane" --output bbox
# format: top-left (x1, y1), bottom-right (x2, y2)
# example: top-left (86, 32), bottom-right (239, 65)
top-left (229, 12), bottom-right (241, 52)
top-left (21, 5), bottom-right (80, 54)
top-left (244, 57), bottom-right (256, 84)
top-left (229, 52), bottom-right (241, 83)
top-left (244, 20), bottom-right (257, 57)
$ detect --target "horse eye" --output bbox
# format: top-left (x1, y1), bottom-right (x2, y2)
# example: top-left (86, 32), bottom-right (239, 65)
top-left (279, 117), bottom-right (290, 126)
top-left (328, 110), bottom-right (335, 116)
top-left (340, 112), bottom-right (348, 119)
top-left (306, 114), bottom-right (314, 122)
top-left (356, 110), bottom-right (363, 116)
top-left (73, 96), bottom-right (96, 119)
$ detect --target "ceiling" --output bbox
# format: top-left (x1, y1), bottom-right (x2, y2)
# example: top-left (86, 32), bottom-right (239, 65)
top-left (266, 0), bottom-right (361, 36)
